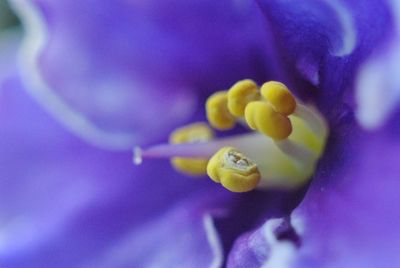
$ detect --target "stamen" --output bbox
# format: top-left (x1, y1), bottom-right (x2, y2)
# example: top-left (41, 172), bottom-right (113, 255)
top-left (168, 122), bottom-right (214, 175)
top-left (261, 81), bottom-right (296, 116)
top-left (244, 101), bottom-right (292, 140)
top-left (227, 79), bottom-right (260, 117)
top-left (133, 80), bottom-right (329, 192)
top-left (206, 91), bottom-right (236, 130)
top-left (207, 147), bottom-right (261, 192)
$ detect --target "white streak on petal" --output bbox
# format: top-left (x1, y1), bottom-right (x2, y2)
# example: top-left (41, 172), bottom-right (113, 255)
top-left (261, 218), bottom-right (297, 268)
top-left (290, 213), bottom-right (305, 236)
top-left (79, 212), bottom-right (223, 268)
top-left (9, 0), bottom-right (135, 150)
top-left (356, 0), bottom-right (400, 129)
top-left (325, 0), bottom-right (356, 57)
top-left (203, 214), bottom-right (224, 268)
top-left (356, 40), bottom-right (400, 129)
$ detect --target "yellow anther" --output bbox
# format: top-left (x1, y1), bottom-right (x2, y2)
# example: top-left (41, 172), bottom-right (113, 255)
top-left (206, 91), bottom-right (236, 130)
top-left (169, 122), bottom-right (214, 175)
top-left (207, 147), bottom-right (260, 192)
top-left (244, 101), bottom-right (292, 140)
top-left (227, 79), bottom-right (260, 117)
top-left (261, 81), bottom-right (296, 116)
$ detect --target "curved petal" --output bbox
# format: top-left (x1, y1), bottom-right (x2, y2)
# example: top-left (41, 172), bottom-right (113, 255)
top-left (227, 218), bottom-right (299, 268)
top-left (227, 117), bottom-right (400, 267)
top-left (0, 78), bottom-right (223, 266)
top-left (0, 78), bottom-right (124, 257)
top-left (80, 195), bottom-right (226, 268)
top-left (4, 187), bottom-right (231, 268)
top-left (256, 0), bottom-right (394, 114)
top-left (226, 226), bottom-right (269, 267)
top-left (11, 0), bottom-right (271, 149)
top-left (289, 120), bottom-right (400, 267)
top-left (214, 189), bottom-right (306, 265)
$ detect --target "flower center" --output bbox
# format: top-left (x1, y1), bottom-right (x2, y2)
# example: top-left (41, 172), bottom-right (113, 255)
top-left (134, 80), bottom-right (328, 193)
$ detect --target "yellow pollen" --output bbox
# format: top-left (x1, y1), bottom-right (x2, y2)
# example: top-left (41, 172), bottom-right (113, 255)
top-left (261, 81), bottom-right (296, 116)
top-left (169, 122), bottom-right (214, 175)
top-left (207, 147), bottom-right (261, 192)
top-left (206, 91), bottom-right (236, 130)
top-left (244, 101), bottom-right (292, 140)
top-left (227, 79), bottom-right (260, 117)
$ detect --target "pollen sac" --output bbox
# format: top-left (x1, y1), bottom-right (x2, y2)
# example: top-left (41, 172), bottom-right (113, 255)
top-left (227, 79), bottom-right (260, 117)
top-left (207, 147), bottom-right (261, 192)
top-left (261, 81), bottom-right (296, 116)
top-left (245, 101), bottom-right (292, 140)
top-left (169, 122), bottom-right (214, 175)
top-left (206, 91), bottom-right (236, 130)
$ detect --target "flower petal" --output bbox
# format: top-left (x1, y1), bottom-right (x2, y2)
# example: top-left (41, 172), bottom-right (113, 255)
top-left (0, 78), bottom-right (131, 258)
top-left (289, 121), bottom-right (400, 267)
top-left (11, 0), bottom-right (271, 149)
top-left (226, 225), bottom-right (270, 267)
top-left (0, 78), bottom-right (220, 266)
top-left (355, 1), bottom-right (400, 129)
top-left (256, 0), bottom-right (393, 113)
top-left (228, 117), bottom-right (400, 267)
top-left (80, 195), bottom-right (226, 268)
top-left (0, 79), bottom-right (315, 267)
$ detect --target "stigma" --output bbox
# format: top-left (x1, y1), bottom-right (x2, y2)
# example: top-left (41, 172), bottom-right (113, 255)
top-left (134, 80), bottom-right (328, 193)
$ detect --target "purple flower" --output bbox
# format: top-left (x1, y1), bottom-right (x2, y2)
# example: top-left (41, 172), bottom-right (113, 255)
top-left (2, 0), bottom-right (400, 267)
